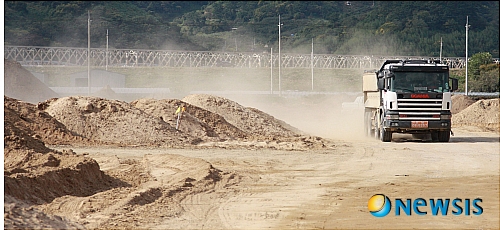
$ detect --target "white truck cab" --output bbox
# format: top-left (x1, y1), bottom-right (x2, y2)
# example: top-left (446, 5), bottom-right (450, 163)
top-left (364, 60), bottom-right (458, 142)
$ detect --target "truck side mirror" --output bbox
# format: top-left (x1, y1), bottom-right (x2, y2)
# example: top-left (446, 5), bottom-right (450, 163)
top-left (451, 78), bottom-right (458, 92)
top-left (377, 78), bottom-right (385, 90)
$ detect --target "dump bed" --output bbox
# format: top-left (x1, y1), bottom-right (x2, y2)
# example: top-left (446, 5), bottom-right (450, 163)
top-left (362, 72), bottom-right (380, 109)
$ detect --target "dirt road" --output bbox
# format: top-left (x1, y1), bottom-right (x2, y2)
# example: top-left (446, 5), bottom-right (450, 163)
top-left (46, 126), bottom-right (499, 229)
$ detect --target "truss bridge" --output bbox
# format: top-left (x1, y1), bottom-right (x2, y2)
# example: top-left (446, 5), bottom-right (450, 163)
top-left (5, 45), bottom-right (480, 69)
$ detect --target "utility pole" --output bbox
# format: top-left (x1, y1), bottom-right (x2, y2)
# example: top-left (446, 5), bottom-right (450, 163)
top-left (270, 47), bottom-right (273, 95)
top-left (232, 27), bottom-right (238, 52)
top-left (252, 37), bottom-right (255, 51)
top-left (278, 15), bottom-right (282, 97)
top-left (106, 29), bottom-right (108, 71)
top-left (311, 38), bottom-right (314, 91)
top-left (87, 10), bottom-right (91, 95)
top-left (465, 16), bottom-right (470, 96)
top-left (439, 37), bottom-right (442, 62)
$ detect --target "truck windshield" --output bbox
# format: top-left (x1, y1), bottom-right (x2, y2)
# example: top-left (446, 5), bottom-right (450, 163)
top-left (390, 72), bottom-right (450, 93)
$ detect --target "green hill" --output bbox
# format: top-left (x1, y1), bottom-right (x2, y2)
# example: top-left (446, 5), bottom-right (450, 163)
top-left (4, 1), bottom-right (499, 57)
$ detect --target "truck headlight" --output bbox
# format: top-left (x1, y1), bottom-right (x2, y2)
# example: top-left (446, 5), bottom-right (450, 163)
top-left (386, 114), bottom-right (399, 120)
top-left (440, 114), bottom-right (452, 120)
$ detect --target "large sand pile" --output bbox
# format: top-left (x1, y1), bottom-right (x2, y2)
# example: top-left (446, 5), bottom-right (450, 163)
top-left (182, 94), bottom-right (303, 139)
top-left (130, 98), bottom-right (247, 142)
top-left (14, 93), bottom-right (332, 150)
top-left (453, 98), bottom-right (499, 132)
top-left (4, 58), bottom-right (59, 103)
top-left (451, 95), bottom-right (478, 114)
top-left (5, 96), bottom-right (92, 146)
top-left (130, 96), bottom-right (330, 149)
top-left (41, 96), bottom-right (196, 147)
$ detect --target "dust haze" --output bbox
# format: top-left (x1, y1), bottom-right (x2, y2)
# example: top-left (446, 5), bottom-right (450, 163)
top-left (165, 66), bottom-right (366, 141)
top-left (225, 89), bottom-right (366, 141)
top-left (13, 59), bottom-right (367, 142)
top-left (161, 66), bottom-right (366, 141)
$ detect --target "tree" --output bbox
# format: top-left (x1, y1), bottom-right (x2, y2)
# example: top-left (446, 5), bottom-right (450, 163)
top-left (469, 63), bottom-right (499, 92)
top-left (468, 52), bottom-right (493, 80)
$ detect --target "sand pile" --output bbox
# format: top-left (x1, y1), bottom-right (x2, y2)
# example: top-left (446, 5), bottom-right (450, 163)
top-left (41, 96), bottom-right (196, 147)
top-left (182, 94), bottom-right (303, 140)
top-left (131, 98), bottom-right (246, 142)
top-left (451, 95), bottom-right (478, 114)
top-left (453, 98), bottom-right (499, 132)
top-left (129, 96), bottom-right (332, 150)
top-left (4, 96), bottom-right (92, 146)
top-left (4, 58), bottom-right (59, 103)
top-left (32, 94), bottom-right (332, 151)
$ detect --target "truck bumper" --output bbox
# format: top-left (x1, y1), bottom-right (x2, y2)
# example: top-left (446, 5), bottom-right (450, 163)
top-left (384, 120), bottom-right (451, 133)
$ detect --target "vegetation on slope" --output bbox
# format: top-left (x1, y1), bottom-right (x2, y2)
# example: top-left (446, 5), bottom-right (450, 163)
top-left (5, 1), bottom-right (499, 58)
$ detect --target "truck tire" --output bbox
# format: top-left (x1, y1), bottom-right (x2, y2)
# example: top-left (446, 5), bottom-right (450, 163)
top-left (364, 111), bottom-right (372, 137)
top-left (378, 113), bottom-right (392, 142)
top-left (380, 128), bottom-right (392, 142)
top-left (438, 131), bottom-right (450, 142)
top-left (374, 114), bottom-right (380, 140)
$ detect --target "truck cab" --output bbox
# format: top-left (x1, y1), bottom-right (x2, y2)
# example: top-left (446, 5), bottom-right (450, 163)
top-left (364, 59), bottom-right (458, 142)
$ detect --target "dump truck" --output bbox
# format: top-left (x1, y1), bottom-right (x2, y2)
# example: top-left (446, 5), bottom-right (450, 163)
top-left (363, 60), bottom-right (458, 142)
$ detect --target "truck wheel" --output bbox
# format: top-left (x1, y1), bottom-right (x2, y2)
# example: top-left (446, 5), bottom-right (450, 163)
top-left (377, 113), bottom-right (391, 142)
top-left (438, 131), bottom-right (450, 142)
top-left (364, 111), bottom-right (372, 137)
top-left (380, 128), bottom-right (392, 142)
top-left (374, 114), bottom-right (380, 140)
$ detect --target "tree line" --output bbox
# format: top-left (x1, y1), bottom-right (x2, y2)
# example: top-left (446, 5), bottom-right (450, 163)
top-left (4, 1), bottom-right (498, 58)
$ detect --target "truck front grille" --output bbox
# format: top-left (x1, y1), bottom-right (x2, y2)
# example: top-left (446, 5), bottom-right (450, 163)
top-left (397, 99), bottom-right (442, 120)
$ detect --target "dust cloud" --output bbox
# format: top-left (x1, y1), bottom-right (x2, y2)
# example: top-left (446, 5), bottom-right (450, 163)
top-left (8, 55), bottom-right (368, 141)
top-left (161, 63), bottom-right (367, 141)
top-left (224, 93), bottom-right (365, 141)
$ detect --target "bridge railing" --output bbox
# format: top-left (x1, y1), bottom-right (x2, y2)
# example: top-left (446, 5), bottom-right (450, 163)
top-left (6, 45), bottom-right (495, 69)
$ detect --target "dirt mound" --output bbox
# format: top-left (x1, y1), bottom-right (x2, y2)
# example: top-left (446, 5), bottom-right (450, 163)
top-left (4, 58), bottom-right (59, 103)
top-left (131, 98), bottom-right (247, 141)
top-left (453, 98), bottom-right (499, 132)
top-left (182, 94), bottom-right (302, 140)
top-left (42, 96), bottom-right (196, 147)
top-left (451, 95), bottom-right (478, 114)
top-left (4, 152), bottom-right (126, 204)
top-left (4, 96), bottom-right (92, 146)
